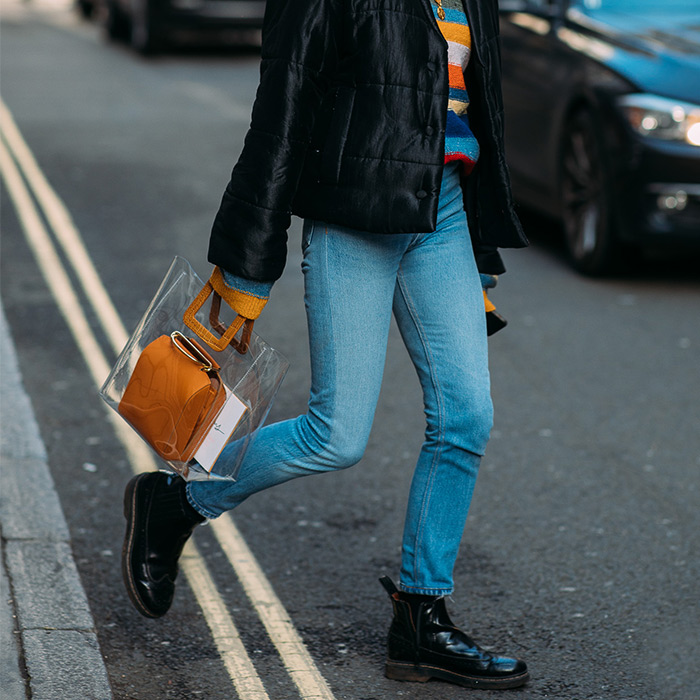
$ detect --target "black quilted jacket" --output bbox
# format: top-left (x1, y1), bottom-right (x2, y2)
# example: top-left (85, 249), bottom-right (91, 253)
top-left (208, 0), bottom-right (528, 281)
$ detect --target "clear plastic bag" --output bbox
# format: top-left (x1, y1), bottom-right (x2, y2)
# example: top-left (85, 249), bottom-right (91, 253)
top-left (100, 257), bottom-right (289, 481)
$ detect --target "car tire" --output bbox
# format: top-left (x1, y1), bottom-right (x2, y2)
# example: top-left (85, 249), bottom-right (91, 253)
top-left (560, 109), bottom-right (619, 276)
top-left (104, 0), bottom-right (131, 41)
top-left (130, 0), bottom-right (164, 55)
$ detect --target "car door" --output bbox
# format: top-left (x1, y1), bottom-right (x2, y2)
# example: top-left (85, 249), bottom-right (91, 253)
top-left (499, 0), bottom-right (570, 214)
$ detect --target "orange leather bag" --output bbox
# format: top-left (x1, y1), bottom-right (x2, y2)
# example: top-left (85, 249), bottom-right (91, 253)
top-left (118, 331), bottom-right (226, 462)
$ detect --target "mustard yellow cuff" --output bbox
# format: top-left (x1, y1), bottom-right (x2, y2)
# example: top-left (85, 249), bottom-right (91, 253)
top-left (483, 290), bottom-right (496, 314)
top-left (210, 267), bottom-right (268, 320)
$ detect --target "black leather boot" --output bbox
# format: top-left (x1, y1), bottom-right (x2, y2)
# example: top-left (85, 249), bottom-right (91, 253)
top-left (379, 576), bottom-right (529, 689)
top-left (122, 471), bottom-right (205, 618)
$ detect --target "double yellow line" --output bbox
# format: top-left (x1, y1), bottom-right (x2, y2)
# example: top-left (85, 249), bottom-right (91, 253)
top-left (0, 99), bottom-right (336, 700)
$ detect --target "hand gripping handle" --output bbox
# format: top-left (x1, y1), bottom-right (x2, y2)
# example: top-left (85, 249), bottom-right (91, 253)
top-left (183, 268), bottom-right (266, 354)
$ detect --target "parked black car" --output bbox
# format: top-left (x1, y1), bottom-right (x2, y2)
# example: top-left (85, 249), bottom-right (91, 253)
top-left (103, 0), bottom-right (265, 54)
top-left (499, 0), bottom-right (700, 274)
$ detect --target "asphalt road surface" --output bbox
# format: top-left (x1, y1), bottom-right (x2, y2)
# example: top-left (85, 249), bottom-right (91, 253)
top-left (1, 3), bottom-right (699, 699)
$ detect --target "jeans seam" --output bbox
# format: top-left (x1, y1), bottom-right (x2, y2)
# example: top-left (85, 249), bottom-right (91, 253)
top-left (396, 265), bottom-right (446, 588)
top-left (308, 224), bottom-right (345, 463)
top-left (185, 484), bottom-right (217, 520)
top-left (322, 225), bottom-right (339, 459)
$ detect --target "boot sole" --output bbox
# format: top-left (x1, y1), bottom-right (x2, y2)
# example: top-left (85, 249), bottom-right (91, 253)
top-left (122, 473), bottom-right (161, 619)
top-left (385, 659), bottom-right (530, 690)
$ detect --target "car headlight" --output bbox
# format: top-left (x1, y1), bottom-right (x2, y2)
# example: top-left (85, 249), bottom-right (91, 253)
top-left (618, 94), bottom-right (700, 147)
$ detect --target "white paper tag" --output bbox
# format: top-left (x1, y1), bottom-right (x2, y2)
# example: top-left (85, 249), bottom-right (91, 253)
top-left (193, 387), bottom-right (248, 473)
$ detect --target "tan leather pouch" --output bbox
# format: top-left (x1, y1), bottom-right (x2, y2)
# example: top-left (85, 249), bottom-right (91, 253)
top-left (118, 332), bottom-right (226, 462)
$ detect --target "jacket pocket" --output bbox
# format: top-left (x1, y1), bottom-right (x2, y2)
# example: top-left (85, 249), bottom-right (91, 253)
top-left (321, 86), bottom-right (356, 184)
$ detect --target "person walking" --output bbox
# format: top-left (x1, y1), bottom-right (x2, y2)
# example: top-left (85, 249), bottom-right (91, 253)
top-left (121, 0), bottom-right (530, 689)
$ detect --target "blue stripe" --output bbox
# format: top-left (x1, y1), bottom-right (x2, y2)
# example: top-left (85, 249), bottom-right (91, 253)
top-left (440, 6), bottom-right (469, 24)
top-left (448, 86), bottom-right (470, 103)
top-left (445, 112), bottom-right (480, 161)
top-left (431, 5), bottom-right (469, 25)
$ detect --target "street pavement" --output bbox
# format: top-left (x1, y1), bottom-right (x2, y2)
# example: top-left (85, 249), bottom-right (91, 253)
top-left (1, 301), bottom-right (113, 699)
top-left (1, 2), bottom-right (699, 699)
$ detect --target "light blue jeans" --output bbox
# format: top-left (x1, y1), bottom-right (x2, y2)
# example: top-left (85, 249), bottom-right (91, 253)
top-left (188, 163), bottom-right (492, 595)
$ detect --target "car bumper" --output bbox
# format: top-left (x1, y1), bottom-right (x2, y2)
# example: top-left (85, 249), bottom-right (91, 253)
top-left (640, 183), bottom-right (700, 242)
top-left (623, 139), bottom-right (700, 246)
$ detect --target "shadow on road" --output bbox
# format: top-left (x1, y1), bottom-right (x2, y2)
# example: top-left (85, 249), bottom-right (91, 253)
top-left (167, 30), bottom-right (263, 56)
top-left (517, 206), bottom-right (700, 285)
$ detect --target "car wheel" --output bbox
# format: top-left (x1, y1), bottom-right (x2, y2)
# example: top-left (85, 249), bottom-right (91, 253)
top-left (560, 109), bottom-right (618, 275)
top-left (130, 0), bottom-right (164, 55)
top-left (103, 0), bottom-right (131, 41)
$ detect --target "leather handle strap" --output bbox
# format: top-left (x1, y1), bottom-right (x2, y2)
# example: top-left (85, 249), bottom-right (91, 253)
top-left (183, 268), bottom-right (263, 354)
top-left (209, 292), bottom-right (254, 354)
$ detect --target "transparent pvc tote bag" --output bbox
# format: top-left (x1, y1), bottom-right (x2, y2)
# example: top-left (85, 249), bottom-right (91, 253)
top-left (100, 257), bottom-right (289, 481)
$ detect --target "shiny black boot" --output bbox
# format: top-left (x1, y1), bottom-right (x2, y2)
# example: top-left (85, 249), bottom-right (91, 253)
top-left (122, 471), bottom-right (205, 618)
top-left (379, 576), bottom-right (529, 689)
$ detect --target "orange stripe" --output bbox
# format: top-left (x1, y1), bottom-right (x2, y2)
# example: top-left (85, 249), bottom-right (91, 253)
top-left (438, 22), bottom-right (471, 45)
top-left (448, 64), bottom-right (466, 90)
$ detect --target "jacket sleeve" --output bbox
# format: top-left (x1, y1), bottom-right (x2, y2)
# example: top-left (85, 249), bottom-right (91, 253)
top-left (463, 0), bottom-right (528, 253)
top-left (474, 244), bottom-right (506, 275)
top-left (208, 0), bottom-right (341, 282)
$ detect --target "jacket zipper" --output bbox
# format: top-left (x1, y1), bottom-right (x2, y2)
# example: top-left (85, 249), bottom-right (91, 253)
top-left (419, 0), bottom-right (451, 199)
top-left (419, 0), bottom-right (447, 47)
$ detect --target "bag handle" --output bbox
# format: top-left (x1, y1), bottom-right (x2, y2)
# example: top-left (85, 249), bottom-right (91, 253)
top-left (183, 268), bottom-right (266, 354)
top-left (208, 292), bottom-right (254, 354)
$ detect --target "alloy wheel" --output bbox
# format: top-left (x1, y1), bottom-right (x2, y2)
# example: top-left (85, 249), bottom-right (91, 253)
top-left (560, 110), bottom-right (616, 275)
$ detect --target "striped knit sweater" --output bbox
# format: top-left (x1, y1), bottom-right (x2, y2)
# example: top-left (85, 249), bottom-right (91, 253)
top-left (430, 0), bottom-right (480, 174)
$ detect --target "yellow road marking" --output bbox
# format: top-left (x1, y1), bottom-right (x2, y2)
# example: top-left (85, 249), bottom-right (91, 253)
top-left (181, 544), bottom-right (271, 700)
top-left (0, 112), bottom-right (269, 700)
top-left (0, 98), bottom-right (337, 700)
top-left (212, 517), bottom-right (336, 700)
top-left (0, 100), bottom-right (130, 354)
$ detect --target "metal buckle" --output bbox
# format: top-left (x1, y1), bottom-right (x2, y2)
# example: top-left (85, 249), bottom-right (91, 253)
top-left (170, 331), bottom-right (214, 371)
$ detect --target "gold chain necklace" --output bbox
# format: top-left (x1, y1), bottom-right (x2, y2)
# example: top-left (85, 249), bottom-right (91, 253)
top-left (434, 0), bottom-right (446, 20)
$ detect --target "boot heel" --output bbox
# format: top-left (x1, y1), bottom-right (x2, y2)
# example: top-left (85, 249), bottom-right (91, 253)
top-left (385, 661), bottom-right (431, 683)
